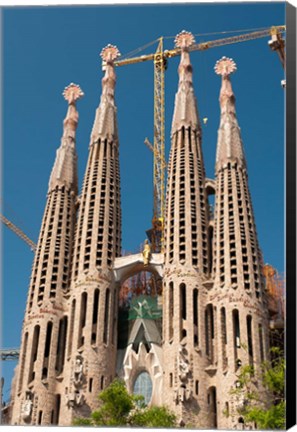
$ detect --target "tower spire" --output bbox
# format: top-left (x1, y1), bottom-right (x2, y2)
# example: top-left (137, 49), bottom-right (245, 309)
top-left (65, 45), bottom-right (122, 422)
top-left (211, 57), bottom-right (269, 428)
top-left (162, 30), bottom-right (211, 426)
top-left (171, 31), bottom-right (200, 133)
top-left (91, 44), bottom-right (120, 141)
top-left (48, 83), bottom-right (83, 193)
top-left (214, 57), bottom-right (245, 170)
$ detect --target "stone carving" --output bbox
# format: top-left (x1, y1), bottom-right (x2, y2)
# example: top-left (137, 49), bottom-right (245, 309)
top-left (73, 355), bottom-right (84, 387)
top-left (178, 346), bottom-right (190, 382)
top-left (67, 391), bottom-right (85, 408)
top-left (66, 355), bottom-right (86, 408)
top-left (174, 386), bottom-right (192, 403)
top-left (21, 392), bottom-right (33, 422)
top-left (174, 346), bottom-right (192, 404)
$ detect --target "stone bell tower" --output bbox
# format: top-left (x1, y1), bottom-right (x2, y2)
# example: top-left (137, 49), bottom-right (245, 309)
top-left (10, 83), bottom-right (83, 426)
top-left (60, 44), bottom-right (122, 424)
top-left (162, 31), bottom-right (212, 427)
top-left (208, 56), bottom-right (270, 429)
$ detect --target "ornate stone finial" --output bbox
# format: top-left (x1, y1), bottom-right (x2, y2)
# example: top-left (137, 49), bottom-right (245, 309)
top-left (174, 30), bottom-right (195, 49)
top-left (214, 56), bottom-right (237, 77)
top-left (100, 44), bottom-right (121, 63)
top-left (63, 83), bottom-right (84, 104)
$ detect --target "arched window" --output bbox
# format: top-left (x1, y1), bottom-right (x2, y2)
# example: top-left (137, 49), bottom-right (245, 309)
top-left (133, 371), bottom-right (152, 405)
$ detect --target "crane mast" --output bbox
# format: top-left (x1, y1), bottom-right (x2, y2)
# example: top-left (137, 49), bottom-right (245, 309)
top-left (149, 37), bottom-right (166, 252)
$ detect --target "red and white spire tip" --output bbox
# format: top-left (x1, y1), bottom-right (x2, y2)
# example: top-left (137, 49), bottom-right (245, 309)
top-left (174, 30), bottom-right (195, 49)
top-left (100, 44), bottom-right (121, 63)
top-left (63, 83), bottom-right (84, 104)
top-left (214, 57), bottom-right (237, 77)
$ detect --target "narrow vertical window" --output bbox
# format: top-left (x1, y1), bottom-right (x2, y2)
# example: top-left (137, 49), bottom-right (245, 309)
top-left (38, 411), bottom-right (43, 425)
top-left (209, 225), bottom-right (213, 273)
top-left (78, 292), bottom-right (87, 348)
top-left (169, 282), bottom-right (174, 339)
top-left (258, 323), bottom-right (264, 362)
top-left (89, 378), bottom-right (93, 392)
top-left (18, 332), bottom-right (28, 391)
top-left (68, 299), bottom-right (76, 357)
top-left (233, 309), bottom-right (240, 370)
top-left (112, 288), bottom-right (118, 345)
top-left (42, 321), bottom-right (53, 379)
top-left (180, 283), bottom-right (187, 341)
top-left (103, 289), bottom-right (110, 344)
top-left (56, 317), bottom-right (68, 374)
top-left (28, 325), bottom-right (40, 383)
top-left (205, 305), bottom-right (215, 363)
top-left (54, 394), bottom-right (61, 425)
top-left (208, 386), bottom-right (217, 428)
top-left (221, 307), bottom-right (227, 369)
top-left (195, 380), bottom-right (199, 395)
top-left (247, 315), bottom-right (254, 368)
top-left (101, 375), bottom-right (105, 389)
top-left (193, 289), bottom-right (199, 346)
top-left (91, 289), bottom-right (100, 344)
top-left (180, 283), bottom-right (186, 319)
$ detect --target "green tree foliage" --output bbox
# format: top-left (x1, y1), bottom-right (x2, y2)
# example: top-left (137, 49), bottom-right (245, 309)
top-left (129, 405), bottom-right (177, 428)
top-left (73, 379), bottom-right (177, 428)
top-left (230, 347), bottom-right (285, 430)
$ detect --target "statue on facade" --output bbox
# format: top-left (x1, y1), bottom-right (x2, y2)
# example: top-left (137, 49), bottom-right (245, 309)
top-left (142, 239), bottom-right (151, 266)
top-left (178, 346), bottom-right (190, 382)
top-left (173, 346), bottom-right (192, 404)
top-left (73, 355), bottom-right (84, 387)
top-left (21, 392), bottom-right (33, 421)
top-left (67, 390), bottom-right (85, 408)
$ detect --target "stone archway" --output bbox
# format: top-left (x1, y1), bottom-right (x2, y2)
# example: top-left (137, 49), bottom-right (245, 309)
top-left (114, 252), bottom-right (164, 406)
top-left (113, 252), bottom-right (164, 283)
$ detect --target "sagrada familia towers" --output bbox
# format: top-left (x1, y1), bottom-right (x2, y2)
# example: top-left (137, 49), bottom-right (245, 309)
top-left (9, 31), bottom-right (270, 429)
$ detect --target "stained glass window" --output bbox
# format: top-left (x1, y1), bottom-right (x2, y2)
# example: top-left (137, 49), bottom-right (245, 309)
top-left (133, 371), bottom-right (152, 405)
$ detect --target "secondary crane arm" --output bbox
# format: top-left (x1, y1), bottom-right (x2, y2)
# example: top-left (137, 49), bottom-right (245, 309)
top-left (0, 214), bottom-right (36, 251)
top-left (0, 348), bottom-right (20, 361)
top-left (114, 26), bottom-right (286, 67)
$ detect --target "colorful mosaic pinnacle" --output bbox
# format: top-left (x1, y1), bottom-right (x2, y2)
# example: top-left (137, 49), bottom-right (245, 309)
top-left (63, 83), bottom-right (84, 103)
top-left (214, 56), bottom-right (237, 76)
top-left (100, 44), bottom-right (121, 62)
top-left (174, 30), bottom-right (195, 49)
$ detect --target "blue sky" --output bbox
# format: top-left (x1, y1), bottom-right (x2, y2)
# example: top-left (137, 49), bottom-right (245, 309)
top-left (1, 2), bottom-right (285, 403)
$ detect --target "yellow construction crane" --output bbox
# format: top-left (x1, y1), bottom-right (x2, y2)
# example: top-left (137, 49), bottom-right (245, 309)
top-left (109, 25), bottom-right (285, 253)
top-left (0, 213), bottom-right (36, 251)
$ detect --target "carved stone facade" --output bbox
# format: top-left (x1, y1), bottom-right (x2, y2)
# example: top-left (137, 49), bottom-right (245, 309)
top-left (10, 33), bottom-right (270, 429)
